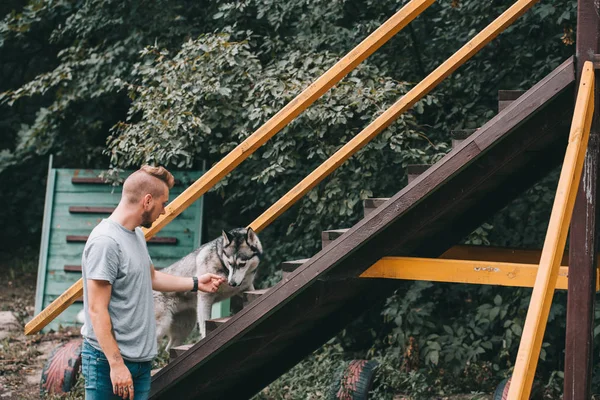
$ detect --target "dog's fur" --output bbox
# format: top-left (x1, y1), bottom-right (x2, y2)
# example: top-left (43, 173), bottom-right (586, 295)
top-left (154, 227), bottom-right (262, 350)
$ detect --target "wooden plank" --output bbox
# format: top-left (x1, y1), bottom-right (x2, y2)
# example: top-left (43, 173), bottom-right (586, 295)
top-left (65, 235), bottom-right (178, 244)
top-left (34, 156), bottom-right (56, 316)
top-left (24, 0), bottom-right (434, 335)
top-left (72, 176), bottom-right (184, 186)
top-left (564, 1), bottom-right (600, 397)
top-left (508, 61), bottom-right (595, 400)
top-left (250, 0), bottom-right (543, 232)
top-left (360, 257), bottom-right (580, 289)
top-left (407, 164), bottom-right (432, 184)
top-left (68, 206), bottom-right (115, 214)
top-left (71, 177), bottom-right (107, 184)
top-left (170, 345), bottom-right (194, 362)
top-left (498, 90), bottom-right (526, 112)
top-left (498, 90), bottom-right (527, 101)
top-left (64, 265), bottom-right (82, 272)
top-left (149, 60), bottom-right (576, 399)
top-left (206, 317), bottom-right (231, 334)
top-left (280, 259), bottom-right (309, 272)
top-left (451, 129), bottom-right (476, 149)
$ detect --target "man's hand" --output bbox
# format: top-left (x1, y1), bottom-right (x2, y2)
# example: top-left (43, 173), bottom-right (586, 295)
top-left (110, 361), bottom-right (134, 400)
top-left (198, 273), bottom-right (226, 293)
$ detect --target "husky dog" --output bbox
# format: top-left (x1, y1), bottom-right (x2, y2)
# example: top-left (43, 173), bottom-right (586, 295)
top-left (154, 227), bottom-right (262, 350)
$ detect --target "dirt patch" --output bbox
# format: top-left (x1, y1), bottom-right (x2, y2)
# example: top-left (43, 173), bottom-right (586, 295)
top-left (0, 253), bottom-right (83, 400)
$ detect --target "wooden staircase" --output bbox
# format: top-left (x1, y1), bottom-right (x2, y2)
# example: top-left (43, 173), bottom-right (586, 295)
top-left (168, 64), bottom-right (495, 355)
top-left (150, 58), bottom-right (576, 399)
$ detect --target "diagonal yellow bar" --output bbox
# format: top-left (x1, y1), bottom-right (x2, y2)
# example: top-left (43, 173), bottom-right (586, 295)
top-left (24, 0), bottom-right (434, 335)
top-left (507, 61), bottom-right (595, 400)
top-left (250, 0), bottom-right (542, 232)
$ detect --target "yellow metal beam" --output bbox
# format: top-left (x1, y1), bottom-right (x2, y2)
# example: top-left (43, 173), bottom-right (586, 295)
top-left (360, 257), bottom-right (600, 290)
top-left (507, 61), bottom-right (595, 400)
top-left (24, 0), bottom-right (434, 336)
top-left (249, 0), bottom-right (542, 232)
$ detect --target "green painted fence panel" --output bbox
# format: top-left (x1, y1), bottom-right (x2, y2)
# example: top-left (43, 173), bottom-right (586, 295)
top-left (35, 162), bottom-right (205, 332)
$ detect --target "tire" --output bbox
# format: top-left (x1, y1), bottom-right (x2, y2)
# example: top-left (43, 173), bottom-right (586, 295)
top-left (493, 377), bottom-right (511, 400)
top-left (40, 338), bottom-right (83, 395)
top-left (331, 359), bottom-right (379, 400)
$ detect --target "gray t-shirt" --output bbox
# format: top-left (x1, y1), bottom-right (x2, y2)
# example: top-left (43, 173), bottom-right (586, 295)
top-left (80, 218), bottom-right (157, 362)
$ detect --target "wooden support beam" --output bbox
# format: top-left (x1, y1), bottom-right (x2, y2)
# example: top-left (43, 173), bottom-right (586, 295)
top-left (565, 0), bottom-right (600, 397)
top-left (508, 61), bottom-right (595, 400)
top-left (250, 0), bottom-right (543, 232)
top-left (360, 257), bottom-right (600, 290)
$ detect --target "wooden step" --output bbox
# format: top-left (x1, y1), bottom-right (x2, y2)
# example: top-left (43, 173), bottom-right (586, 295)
top-left (230, 289), bottom-right (271, 313)
top-left (363, 198), bottom-right (388, 218)
top-left (321, 229), bottom-right (348, 249)
top-left (66, 235), bottom-right (178, 245)
top-left (69, 206), bottom-right (115, 214)
top-left (451, 129), bottom-right (477, 149)
top-left (407, 164), bottom-right (431, 184)
top-left (498, 90), bottom-right (526, 112)
top-left (206, 317), bottom-right (230, 334)
top-left (169, 344), bottom-right (194, 362)
top-left (72, 176), bottom-right (184, 186)
top-left (281, 259), bottom-right (309, 280)
top-left (71, 177), bottom-right (108, 185)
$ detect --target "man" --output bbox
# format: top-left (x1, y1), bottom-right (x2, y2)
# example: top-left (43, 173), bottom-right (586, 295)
top-left (80, 165), bottom-right (225, 400)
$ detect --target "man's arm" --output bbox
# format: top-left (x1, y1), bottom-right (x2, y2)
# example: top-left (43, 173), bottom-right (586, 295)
top-left (87, 279), bottom-right (134, 400)
top-left (151, 265), bottom-right (226, 293)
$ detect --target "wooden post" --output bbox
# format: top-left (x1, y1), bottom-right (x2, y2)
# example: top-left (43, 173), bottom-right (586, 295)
top-left (507, 62), bottom-right (594, 400)
top-left (564, 1), bottom-right (600, 398)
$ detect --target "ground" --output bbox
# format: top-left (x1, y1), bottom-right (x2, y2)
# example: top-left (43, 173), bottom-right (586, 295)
top-left (0, 254), bottom-right (85, 400)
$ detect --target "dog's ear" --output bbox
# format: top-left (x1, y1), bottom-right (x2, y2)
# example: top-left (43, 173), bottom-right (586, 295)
top-left (246, 227), bottom-right (262, 254)
top-left (222, 230), bottom-right (232, 246)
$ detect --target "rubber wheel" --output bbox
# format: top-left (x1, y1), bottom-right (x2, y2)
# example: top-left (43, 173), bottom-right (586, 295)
top-left (331, 359), bottom-right (379, 400)
top-left (493, 377), bottom-right (511, 400)
top-left (40, 338), bottom-right (83, 395)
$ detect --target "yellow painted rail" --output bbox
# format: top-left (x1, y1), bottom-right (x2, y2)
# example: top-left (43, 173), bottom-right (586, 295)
top-left (360, 257), bottom-right (600, 291)
top-left (24, 0), bottom-right (434, 335)
top-left (507, 61), bottom-right (595, 400)
top-left (249, 0), bottom-right (542, 232)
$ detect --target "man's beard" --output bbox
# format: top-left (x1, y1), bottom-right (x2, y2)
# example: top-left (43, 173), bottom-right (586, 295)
top-left (141, 210), bottom-right (153, 228)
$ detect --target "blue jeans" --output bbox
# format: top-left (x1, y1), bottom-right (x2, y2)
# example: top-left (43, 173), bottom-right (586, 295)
top-left (81, 340), bottom-right (152, 400)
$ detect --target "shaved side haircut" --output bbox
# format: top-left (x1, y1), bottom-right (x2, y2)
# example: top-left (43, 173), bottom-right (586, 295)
top-left (123, 165), bottom-right (175, 204)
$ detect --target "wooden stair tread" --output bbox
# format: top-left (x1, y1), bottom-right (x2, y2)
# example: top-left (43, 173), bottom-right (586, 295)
top-left (280, 259), bottom-right (309, 272)
top-left (66, 235), bottom-right (178, 244)
top-left (321, 229), bottom-right (349, 248)
top-left (207, 317), bottom-right (231, 323)
top-left (244, 289), bottom-right (270, 296)
top-left (69, 206), bottom-right (115, 214)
